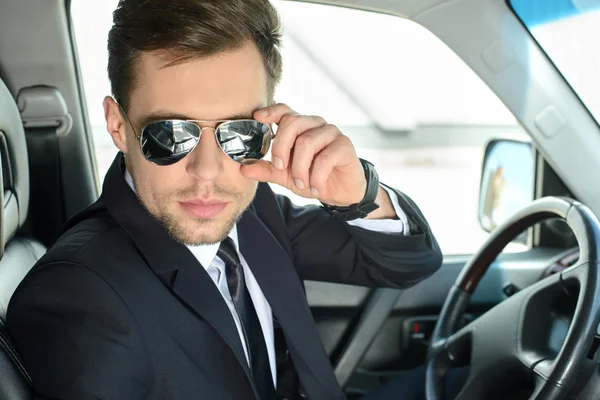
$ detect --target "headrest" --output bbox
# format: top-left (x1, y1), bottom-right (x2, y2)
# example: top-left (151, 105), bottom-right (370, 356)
top-left (0, 79), bottom-right (30, 255)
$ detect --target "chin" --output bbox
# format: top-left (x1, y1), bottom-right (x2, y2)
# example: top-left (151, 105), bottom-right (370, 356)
top-left (165, 212), bottom-right (239, 246)
top-left (147, 195), bottom-right (248, 246)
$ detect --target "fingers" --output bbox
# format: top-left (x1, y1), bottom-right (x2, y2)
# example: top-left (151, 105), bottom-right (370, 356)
top-left (290, 124), bottom-right (341, 192)
top-left (309, 136), bottom-right (355, 198)
top-left (240, 126), bottom-right (352, 200)
top-left (250, 104), bottom-right (361, 203)
top-left (254, 103), bottom-right (296, 122)
top-left (309, 115), bottom-right (327, 125)
top-left (239, 160), bottom-right (290, 188)
top-left (254, 103), bottom-right (327, 127)
top-left (273, 114), bottom-right (325, 171)
top-left (254, 103), bottom-right (327, 171)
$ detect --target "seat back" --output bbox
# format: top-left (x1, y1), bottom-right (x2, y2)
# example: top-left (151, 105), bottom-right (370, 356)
top-left (0, 77), bottom-right (46, 399)
top-left (0, 319), bottom-right (31, 399)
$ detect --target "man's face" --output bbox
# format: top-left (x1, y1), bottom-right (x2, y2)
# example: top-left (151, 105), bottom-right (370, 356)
top-left (111, 42), bottom-right (268, 245)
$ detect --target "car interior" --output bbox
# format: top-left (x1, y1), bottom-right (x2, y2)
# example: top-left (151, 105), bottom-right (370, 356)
top-left (1, 0), bottom-right (600, 399)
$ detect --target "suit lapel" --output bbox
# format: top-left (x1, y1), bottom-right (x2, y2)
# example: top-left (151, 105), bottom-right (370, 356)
top-left (169, 267), bottom-right (252, 377)
top-left (238, 210), bottom-right (344, 398)
top-left (100, 154), bottom-right (253, 385)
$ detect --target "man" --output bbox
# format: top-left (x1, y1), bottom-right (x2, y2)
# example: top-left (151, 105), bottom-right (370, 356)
top-left (7, 0), bottom-right (444, 399)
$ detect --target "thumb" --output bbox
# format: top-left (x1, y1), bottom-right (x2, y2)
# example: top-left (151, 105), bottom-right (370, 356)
top-left (240, 160), bottom-right (289, 187)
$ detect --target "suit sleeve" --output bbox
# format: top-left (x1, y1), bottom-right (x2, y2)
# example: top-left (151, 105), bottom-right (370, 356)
top-left (275, 184), bottom-right (443, 288)
top-left (6, 261), bottom-right (151, 400)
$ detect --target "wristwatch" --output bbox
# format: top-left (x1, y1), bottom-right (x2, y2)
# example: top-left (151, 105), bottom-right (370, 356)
top-left (321, 158), bottom-right (380, 221)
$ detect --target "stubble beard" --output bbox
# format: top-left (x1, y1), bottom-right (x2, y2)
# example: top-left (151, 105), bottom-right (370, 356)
top-left (129, 167), bottom-right (254, 246)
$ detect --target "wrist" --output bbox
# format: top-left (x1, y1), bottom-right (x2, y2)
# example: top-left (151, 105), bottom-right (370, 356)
top-left (364, 186), bottom-right (398, 220)
top-left (321, 158), bottom-right (380, 221)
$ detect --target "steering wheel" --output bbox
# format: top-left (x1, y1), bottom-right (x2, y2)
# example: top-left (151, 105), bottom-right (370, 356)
top-left (426, 197), bottom-right (600, 400)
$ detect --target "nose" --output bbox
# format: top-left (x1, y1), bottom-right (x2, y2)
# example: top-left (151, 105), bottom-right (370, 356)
top-left (185, 127), bottom-right (224, 181)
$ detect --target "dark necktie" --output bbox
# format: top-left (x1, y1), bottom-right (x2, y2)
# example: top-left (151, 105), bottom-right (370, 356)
top-left (218, 238), bottom-right (276, 400)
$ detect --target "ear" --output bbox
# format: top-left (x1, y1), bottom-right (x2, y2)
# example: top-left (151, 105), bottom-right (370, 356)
top-left (103, 96), bottom-right (129, 153)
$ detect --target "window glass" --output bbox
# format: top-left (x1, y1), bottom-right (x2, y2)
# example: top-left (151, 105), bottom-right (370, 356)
top-left (510, 0), bottom-right (600, 124)
top-left (70, 0), bottom-right (529, 255)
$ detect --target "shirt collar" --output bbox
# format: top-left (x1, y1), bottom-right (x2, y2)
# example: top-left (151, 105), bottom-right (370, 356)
top-left (124, 169), bottom-right (239, 271)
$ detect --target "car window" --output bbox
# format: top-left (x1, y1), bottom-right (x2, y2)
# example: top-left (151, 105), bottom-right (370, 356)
top-left (510, 0), bottom-right (600, 125)
top-left (70, 0), bottom-right (529, 255)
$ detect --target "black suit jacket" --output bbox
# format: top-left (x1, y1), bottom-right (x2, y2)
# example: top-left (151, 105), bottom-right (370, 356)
top-left (7, 154), bottom-right (442, 400)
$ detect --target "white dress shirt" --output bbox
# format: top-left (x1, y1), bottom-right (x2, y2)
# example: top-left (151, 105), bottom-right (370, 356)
top-left (125, 171), bottom-right (409, 384)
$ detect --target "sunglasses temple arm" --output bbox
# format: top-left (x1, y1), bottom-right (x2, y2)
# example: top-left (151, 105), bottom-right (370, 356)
top-left (117, 103), bottom-right (142, 141)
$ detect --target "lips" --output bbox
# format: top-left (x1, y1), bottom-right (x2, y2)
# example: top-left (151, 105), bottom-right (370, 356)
top-left (179, 199), bottom-right (228, 219)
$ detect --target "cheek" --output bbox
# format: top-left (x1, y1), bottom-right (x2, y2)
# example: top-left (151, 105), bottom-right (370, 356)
top-left (130, 159), bottom-right (181, 204)
top-left (244, 178), bottom-right (259, 199)
top-left (218, 160), bottom-right (258, 208)
top-left (241, 175), bottom-right (259, 209)
top-left (225, 161), bottom-right (257, 194)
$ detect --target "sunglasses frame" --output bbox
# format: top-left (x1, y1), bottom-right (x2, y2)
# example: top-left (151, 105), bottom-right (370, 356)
top-left (119, 104), bottom-right (274, 166)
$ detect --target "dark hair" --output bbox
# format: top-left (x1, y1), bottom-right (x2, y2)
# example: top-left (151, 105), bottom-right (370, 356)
top-left (107, 0), bottom-right (283, 112)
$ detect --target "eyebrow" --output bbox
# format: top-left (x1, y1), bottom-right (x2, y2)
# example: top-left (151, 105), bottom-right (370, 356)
top-left (136, 110), bottom-right (256, 129)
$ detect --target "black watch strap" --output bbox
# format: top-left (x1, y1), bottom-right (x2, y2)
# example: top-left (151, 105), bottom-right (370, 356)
top-left (321, 158), bottom-right (380, 221)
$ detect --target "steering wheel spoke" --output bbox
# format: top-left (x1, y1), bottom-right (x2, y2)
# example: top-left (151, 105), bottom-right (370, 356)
top-left (533, 359), bottom-right (556, 382)
top-left (427, 323), bottom-right (472, 375)
top-left (516, 271), bottom-right (567, 369)
top-left (444, 325), bottom-right (472, 367)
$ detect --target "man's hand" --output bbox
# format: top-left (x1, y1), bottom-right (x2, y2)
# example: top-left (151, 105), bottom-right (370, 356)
top-left (240, 104), bottom-right (396, 219)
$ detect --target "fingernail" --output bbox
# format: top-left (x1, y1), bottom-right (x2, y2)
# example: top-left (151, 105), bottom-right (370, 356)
top-left (273, 157), bottom-right (284, 170)
top-left (294, 179), bottom-right (305, 190)
top-left (310, 187), bottom-right (319, 197)
top-left (258, 109), bottom-right (269, 117)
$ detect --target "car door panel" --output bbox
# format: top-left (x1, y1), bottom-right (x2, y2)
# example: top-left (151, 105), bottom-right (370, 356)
top-left (307, 247), bottom-right (569, 394)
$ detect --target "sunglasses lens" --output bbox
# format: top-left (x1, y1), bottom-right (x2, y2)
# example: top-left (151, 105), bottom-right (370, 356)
top-left (216, 120), bottom-right (272, 163)
top-left (141, 121), bottom-right (200, 166)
